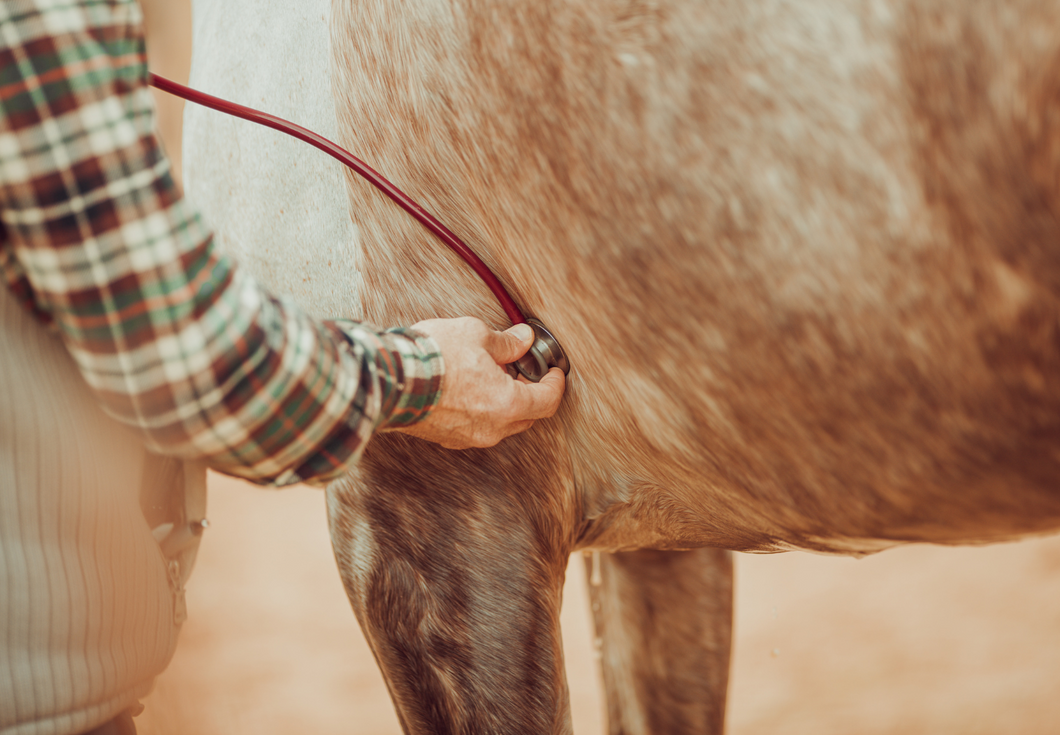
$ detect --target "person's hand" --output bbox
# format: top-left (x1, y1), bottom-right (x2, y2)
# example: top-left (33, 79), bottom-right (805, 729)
top-left (394, 317), bottom-right (566, 449)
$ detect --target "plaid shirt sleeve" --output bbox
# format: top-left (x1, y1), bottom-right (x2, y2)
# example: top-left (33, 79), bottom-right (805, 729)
top-left (0, 0), bottom-right (443, 487)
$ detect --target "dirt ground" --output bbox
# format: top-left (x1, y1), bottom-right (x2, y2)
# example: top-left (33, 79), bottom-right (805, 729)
top-left (136, 474), bottom-right (1060, 735)
top-left (140, 5), bottom-right (1060, 732)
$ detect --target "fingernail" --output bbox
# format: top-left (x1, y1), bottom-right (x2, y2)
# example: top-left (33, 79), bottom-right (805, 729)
top-left (509, 324), bottom-right (534, 342)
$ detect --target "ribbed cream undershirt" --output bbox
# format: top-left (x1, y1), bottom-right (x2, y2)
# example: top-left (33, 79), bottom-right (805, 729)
top-left (1, 286), bottom-right (199, 735)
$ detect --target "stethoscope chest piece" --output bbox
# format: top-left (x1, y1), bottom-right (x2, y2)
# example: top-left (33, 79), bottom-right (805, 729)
top-left (513, 318), bottom-right (571, 383)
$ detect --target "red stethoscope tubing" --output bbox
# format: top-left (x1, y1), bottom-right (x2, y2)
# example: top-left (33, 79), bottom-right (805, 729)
top-left (149, 72), bottom-right (527, 325)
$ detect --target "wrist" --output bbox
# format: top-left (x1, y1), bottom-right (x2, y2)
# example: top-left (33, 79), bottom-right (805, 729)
top-left (377, 326), bottom-right (445, 429)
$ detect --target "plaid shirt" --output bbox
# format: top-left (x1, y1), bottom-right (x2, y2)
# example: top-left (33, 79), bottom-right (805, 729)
top-left (0, 0), bottom-right (443, 487)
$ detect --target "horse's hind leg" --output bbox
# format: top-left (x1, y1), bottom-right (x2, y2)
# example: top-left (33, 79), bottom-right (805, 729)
top-left (584, 548), bottom-right (734, 735)
top-left (326, 433), bottom-right (578, 735)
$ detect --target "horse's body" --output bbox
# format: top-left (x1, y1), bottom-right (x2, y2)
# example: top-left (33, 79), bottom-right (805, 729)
top-left (187, 1), bottom-right (1060, 732)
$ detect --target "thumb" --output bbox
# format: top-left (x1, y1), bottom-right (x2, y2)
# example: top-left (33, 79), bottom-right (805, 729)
top-left (486, 322), bottom-right (535, 364)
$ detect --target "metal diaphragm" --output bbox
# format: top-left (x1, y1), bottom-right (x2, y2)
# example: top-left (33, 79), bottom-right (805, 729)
top-left (513, 318), bottom-right (571, 383)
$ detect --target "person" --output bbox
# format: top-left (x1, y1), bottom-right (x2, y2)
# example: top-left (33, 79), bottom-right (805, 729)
top-left (0, 1), bottom-right (566, 733)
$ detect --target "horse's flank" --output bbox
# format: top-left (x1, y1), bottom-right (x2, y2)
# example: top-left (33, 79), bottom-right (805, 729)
top-left (330, 0), bottom-right (1060, 555)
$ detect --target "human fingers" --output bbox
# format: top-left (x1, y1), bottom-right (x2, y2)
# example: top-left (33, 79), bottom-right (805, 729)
top-left (498, 418), bottom-right (535, 438)
top-left (508, 367), bottom-right (566, 420)
top-left (483, 323), bottom-right (535, 365)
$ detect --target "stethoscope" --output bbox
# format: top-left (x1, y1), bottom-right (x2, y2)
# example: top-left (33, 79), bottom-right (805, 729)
top-left (150, 73), bottom-right (570, 383)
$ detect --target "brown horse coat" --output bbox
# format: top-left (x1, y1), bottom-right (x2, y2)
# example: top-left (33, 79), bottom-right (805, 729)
top-left (323, 1), bottom-right (1060, 732)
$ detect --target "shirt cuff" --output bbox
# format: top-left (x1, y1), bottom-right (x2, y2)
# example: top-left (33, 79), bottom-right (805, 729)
top-left (329, 320), bottom-right (444, 431)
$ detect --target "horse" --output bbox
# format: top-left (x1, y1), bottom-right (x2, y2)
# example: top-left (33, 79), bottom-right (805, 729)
top-left (183, 1), bottom-right (1060, 732)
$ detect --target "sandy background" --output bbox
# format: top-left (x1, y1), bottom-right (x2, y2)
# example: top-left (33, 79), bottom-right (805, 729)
top-left (139, 3), bottom-right (1060, 733)
top-left (135, 475), bottom-right (1060, 735)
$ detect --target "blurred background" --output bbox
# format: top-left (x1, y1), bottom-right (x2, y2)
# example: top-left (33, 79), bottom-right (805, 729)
top-left (139, 2), bottom-right (1060, 733)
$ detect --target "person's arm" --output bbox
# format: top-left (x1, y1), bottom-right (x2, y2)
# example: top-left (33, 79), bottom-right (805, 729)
top-left (0, 0), bottom-right (561, 486)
